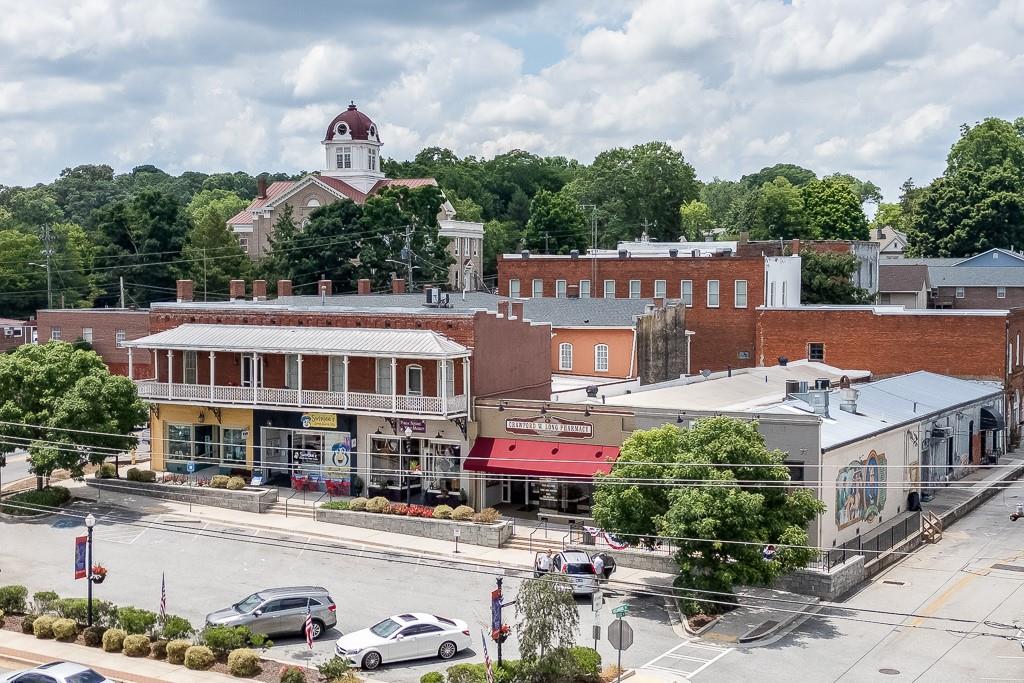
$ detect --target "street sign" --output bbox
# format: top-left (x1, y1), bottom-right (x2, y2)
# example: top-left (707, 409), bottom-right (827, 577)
top-left (611, 603), bottom-right (630, 618)
top-left (592, 625), bottom-right (601, 642)
top-left (592, 591), bottom-right (604, 612)
top-left (185, 461), bottom-right (196, 474)
top-left (607, 619), bottom-right (633, 651)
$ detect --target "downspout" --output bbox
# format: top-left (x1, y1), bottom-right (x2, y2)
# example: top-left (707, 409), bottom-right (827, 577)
top-left (628, 328), bottom-right (637, 380)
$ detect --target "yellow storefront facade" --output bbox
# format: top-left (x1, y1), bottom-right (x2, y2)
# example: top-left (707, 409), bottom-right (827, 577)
top-left (150, 404), bottom-right (256, 473)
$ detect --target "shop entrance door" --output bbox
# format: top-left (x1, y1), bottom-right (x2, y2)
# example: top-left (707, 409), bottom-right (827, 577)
top-left (261, 428), bottom-right (292, 484)
top-left (242, 356), bottom-right (263, 388)
top-left (194, 425), bottom-right (217, 465)
top-left (509, 478), bottom-right (528, 508)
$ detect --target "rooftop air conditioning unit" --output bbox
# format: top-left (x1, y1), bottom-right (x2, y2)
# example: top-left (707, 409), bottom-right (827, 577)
top-left (425, 287), bottom-right (442, 306)
top-left (570, 250), bottom-right (579, 259)
top-left (669, 248), bottom-right (679, 258)
top-left (2, 327), bottom-right (11, 337)
top-left (618, 249), bottom-right (628, 258)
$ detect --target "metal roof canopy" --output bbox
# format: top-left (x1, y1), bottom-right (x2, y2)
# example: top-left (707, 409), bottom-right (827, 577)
top-left (124, 323), bottom-right (471, 359)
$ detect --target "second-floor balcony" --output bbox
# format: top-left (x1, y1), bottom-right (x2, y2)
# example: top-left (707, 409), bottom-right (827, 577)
top-left (125, 323), bottom-right (472, 418)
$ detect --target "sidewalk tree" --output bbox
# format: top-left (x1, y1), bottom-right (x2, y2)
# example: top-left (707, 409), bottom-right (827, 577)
top-left (0, 342), bottom-right (148, 489)
top-left (593, 420), bottom-right (824, 616)
top-left (514, 574), bottom-right (579, 661)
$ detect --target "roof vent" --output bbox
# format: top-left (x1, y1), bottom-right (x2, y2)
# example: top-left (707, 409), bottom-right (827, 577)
top-left (570, 249), bottom-right (579, 259)
top-left (807, 389), bottom-right (830, 417)
top-left (691, 249), bottom-right (700, 257)
top-left (785, 379), bottom-right (801, 398)
top-left (521, 250), bottom-right (530, 259)
top-left (618, 249), bottom-right (628, 259)
top-left (585, 385), bottom-right (598, 398)
top-left (778, 356), bottom-right (789, 366)
top-left (840, 388), bottom-right (859, 414)
top-left (668, 248), bottom-right (679, 258)
top-left (814, 378), bottom-right (831, 391)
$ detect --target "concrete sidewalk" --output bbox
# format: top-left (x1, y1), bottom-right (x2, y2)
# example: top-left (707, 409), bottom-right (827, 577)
top-left (0, 629), bottom-right (243, 683)
top-left (922, 451), bottom-right (1024, 527)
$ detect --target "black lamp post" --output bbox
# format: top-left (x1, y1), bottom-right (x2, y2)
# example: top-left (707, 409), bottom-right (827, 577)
top-left (85, 513), bottom-right (96, 626)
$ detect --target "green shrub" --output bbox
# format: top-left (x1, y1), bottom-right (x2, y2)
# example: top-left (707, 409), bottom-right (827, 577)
top-left (279, 666), bottom-right (306, 683)
top-left (0, 608), bottom-right (5, 627)
top-left (445, 663), bottom-right (487, 683)
top-left (227, 476), bottom-right (246, 490)
top-left (567, 646), bottom-right (601, 682)
top-left (97, 463), bottom-right (117, 478)
top-left (0, 486), bottom-right (71, 515)
top-left (92, 601), bottom-right (119, 629)
top-left (152, 639), bottom-right (169, 660)
top-left (228, 648), bottom-right (262, 677)
top-left (451, 505), bottom-right (474, 521)
top-left (123, 634), bottom-right (152, 657)
top-left (54, 598), bottom-right (88, 622)
top-left (126, 468), bottom-right (143, 481)
top-left (83, 625), bottom-right (105, 647)
top-left (20, 614), bottom-right (36, 633)
top-left (317, 657), bottom-right (351, 680)
top-left (160, 614), bottom-right (194, 640)
top-left (366, 496), bottom-right (390, 513)
top-left (52, 618), bottom-right (78, 641)
top-left (493, 660), bottom-right (522, 683)
top-left (433, 504), bottom-right (453, 520)
top-left (102, 628), bottom-right (126, 653)
top-left (472, 507), bottom-right (502, 524)
top-left (210, 475), bottom-right (230, 489)
top-left (185, 645), bottom-right (216, 670)
top-left (201, 624), bottom-right (253, 655)
top-left (348, 497), bottom-right (368, 511)
top-left (33, 615), bottom-right (56, 639)
top-left (0, 585), bottom-right (29, 614)
top-left (117, 606), bottom-right (158, 635)
top-left (33, 590), bottom-right (60, 614)
top-left (420, 673), bottom-right (444, 683)
top-left (321, 500), bottom-right (350, 511)
top-left (166, 639), bottom-right (191, 665)
top-left (247, 631), bottom-right (272, 649)
top-left (137, 470), bottom-right (157, 483)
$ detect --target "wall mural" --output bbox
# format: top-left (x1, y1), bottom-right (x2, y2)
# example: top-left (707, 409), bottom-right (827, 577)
top-left (836, 450), bottom-right (887, 530)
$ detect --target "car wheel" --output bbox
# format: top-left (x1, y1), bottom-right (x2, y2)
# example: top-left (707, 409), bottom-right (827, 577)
top-left (309, 619), bottom-right (324, 640)
top-left (438, 640), bottom-right (458, 660)
top-left (362, 651), bottom-right (382, 670)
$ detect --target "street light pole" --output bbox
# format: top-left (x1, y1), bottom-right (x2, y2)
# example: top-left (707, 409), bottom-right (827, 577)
top-left (85, 513), bottom-right (96, 626)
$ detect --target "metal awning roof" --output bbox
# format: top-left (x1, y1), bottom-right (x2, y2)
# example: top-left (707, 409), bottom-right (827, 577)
top-left (124, 324), bottom-right (470, 358)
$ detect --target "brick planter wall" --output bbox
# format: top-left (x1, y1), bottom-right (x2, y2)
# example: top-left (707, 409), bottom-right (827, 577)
top-left (774, 555), bottom-right (865, 601)
top-left (315, 508), bottom-right (513, 548)
top-left (86, 478), bottom-right (278, 513)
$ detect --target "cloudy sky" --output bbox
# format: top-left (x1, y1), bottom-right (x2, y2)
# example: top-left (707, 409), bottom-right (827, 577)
top-left (2, 0), bottom-right (1023, 200)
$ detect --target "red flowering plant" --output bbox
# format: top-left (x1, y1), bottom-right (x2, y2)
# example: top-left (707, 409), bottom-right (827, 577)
top-left (491, 623), bottom-right (510, 643)
top-left (389, 503), bottom-right (409, 516)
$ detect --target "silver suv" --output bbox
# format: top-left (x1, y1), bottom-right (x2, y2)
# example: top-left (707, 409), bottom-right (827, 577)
top-left (206, 586), bottom-right (337, 639)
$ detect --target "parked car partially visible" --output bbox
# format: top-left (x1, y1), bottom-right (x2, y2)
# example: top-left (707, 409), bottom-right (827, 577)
top-left (205, 586), bottom-right (337, 639)
top-left (535, 549), bottom-right (608, 595)
top-left (335, 613), bottom-right (471, 670)
top-left (0, 662), bottom-right (113, 683)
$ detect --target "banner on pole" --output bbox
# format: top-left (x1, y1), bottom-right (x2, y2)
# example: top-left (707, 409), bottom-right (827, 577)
top-left (74, 535), bottom-right (87, 580)
top-left (490, 588), bottom-right (502, 635)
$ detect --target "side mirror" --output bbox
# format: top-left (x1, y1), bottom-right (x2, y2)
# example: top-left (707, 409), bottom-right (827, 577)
top-left (253, 610), bottom-right (263, 617)
top-left (396, 634), bottom-right (404, 640)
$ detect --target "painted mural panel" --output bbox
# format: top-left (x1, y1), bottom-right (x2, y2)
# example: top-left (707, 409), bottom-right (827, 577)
top-left (836, 450), bottom-right (887, 530)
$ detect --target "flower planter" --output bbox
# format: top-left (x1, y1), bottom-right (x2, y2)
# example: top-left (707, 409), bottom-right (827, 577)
top-left (86, 478), bottom-right (278, 513)
top-left (316, 507), bottom-right (513, 548)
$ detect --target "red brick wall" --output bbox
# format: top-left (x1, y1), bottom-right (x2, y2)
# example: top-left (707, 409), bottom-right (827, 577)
top-left (936, 286), bottom-right (1024, 309)
top-left (497, 255), bottom-right (763, 372)
top-left (471, 311), bottom-right (551, 399)
top-left (0, 324), bottom-right (33, 352)
top-left (36, 310), bottom-right (153, 378)
top-left (755, 307), bottom-right (1009, 380)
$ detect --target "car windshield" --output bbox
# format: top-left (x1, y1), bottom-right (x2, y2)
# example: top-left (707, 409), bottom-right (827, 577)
top-left (234, 593), bottom-right (263, 613)
top-left (370, 618), bottom-right (402, 638)
top-left (67, 670), bottom-right (107, 683)
top-left (566, 563), bottom-right (596, 575)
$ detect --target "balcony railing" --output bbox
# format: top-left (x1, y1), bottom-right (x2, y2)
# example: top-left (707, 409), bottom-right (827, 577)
top-left (135, 380), bottom-right (469, 416)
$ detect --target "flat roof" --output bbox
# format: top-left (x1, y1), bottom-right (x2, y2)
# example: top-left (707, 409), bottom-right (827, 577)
top-left (757, 304), bottom-right (1009, 316)
top-left (125, 323), bottom-right (470, 358)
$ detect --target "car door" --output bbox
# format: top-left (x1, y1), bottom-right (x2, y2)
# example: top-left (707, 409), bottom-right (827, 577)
top-left (249, 599), bottom-right (285, 635)
top-left (391, 625), bottom-right (427, 661)
top-left (277, 597), bottom-right (316, 633)
top-left (412, 623), bottom-right (445, 658)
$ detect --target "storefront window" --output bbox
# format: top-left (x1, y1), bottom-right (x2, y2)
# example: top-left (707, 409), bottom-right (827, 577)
top-left (167, 424), bottom-right (192, 461)
top-left (223, 428), bottom-right (247, 463)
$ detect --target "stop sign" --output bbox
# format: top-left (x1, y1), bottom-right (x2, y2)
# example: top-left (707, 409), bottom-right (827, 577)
top-left (607, 619), bottom-right (634, 650)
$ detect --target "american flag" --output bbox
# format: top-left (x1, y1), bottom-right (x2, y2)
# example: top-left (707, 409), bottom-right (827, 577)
top-left (480, 631), bottom-right (493, 683)
top-left (159, 573), bottom-right (166, 622)
top-left (304, 601), bottom-right (314, 650)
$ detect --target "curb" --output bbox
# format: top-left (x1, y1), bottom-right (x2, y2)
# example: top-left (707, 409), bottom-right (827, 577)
top-left (0, 645), bottom-right (153, 683)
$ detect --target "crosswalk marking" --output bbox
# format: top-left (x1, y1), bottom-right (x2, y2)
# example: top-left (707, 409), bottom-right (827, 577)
top-left (641, 639), bottom-right (733, 679)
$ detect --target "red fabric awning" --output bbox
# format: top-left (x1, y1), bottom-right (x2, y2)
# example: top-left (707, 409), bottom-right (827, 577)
top-left (465, 438), bottom-right (620, 478)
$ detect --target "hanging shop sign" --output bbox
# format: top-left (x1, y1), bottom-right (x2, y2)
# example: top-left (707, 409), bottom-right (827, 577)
top-left (301, 412), bottom-right (337, 429)
top-left (505, 415), bottom-right (593, 439)
top-left (399, 418), bottom-right (427, 434)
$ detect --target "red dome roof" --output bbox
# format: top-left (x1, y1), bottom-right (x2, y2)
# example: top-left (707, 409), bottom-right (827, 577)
top-left (324, 102), bottom-right (379, 142)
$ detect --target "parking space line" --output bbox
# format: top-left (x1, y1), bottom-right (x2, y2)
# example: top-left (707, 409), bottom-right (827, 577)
top-left (687, 647), bottom-right (732, 679)
top-left (641, 638), bottom-right (733, 680)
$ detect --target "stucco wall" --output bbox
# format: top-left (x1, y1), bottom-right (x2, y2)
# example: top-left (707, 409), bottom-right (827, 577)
top-left (551, 327), bottom-right (636, 379)
top-left (150, 404), bottom-right (255, 471)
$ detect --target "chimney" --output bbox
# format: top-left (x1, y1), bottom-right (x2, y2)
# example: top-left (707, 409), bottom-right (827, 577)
top-left (357, 279), bottom-right (371, 295)
top-left (252, 280), bottom-right (267, 301)
top-left (176, 279), bottom-right (193, 303)
top-left (567, 284), bottom-right (580, 299)
top-left (840, 388), bottom-right (859, 414)
top-left (653, 297), bottom-right (665, 308)
top-left (739, 231), bottom-right (750, 244)
top-left (256, 175), bottom-right (267, 200)
top-left (791, 239), bottom-right (801, 254)
top-left (510, 302), bottom-right (524, 320)
top-left (391, 278), bottom-right (406, 294)
top-left (229, 279), bottom-right (245, 301)
top-left (318, 279), bottom-right (333, 296)
top-left (496, 300), bottom-right (510, 318)
top-left (277, 279), bottom-right (293, 297)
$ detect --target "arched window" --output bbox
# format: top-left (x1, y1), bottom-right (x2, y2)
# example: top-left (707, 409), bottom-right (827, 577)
top-left (306, 197), bottom-right (320, 208)
top-left (558, 343), bottom-right (573, 371)
top-left (594, 344), bottom-right (609, 372)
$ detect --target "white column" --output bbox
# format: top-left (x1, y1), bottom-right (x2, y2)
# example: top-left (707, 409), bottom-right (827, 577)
top-left (166, 351), bottom-right (173, 402)
top-left (391, 357), bottom-right (398, 413)
top-left (463, 357), bottom-right (470, 415)
top-left (297, 354), bottom-right (303, 407)
top-left (252, 353), bottom-right (259, 404)
top-left (342, 356), bottom-right (349, 410)
top-left (127, 347), bottom-right (134, 380)
top-left (209, 351), bottom-right (215, 400)
top-left (440, 359), bottom-right (448, 415)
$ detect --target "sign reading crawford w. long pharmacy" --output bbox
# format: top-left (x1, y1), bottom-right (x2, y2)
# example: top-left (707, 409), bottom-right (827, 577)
top-left (505, 415), bottom-right (594, 439)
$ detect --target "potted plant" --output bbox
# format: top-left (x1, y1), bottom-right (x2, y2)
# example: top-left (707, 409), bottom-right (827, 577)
top-left (90, 564), bottom-right (108, 584)
top-left (491, 623), bottom-right (510, 643)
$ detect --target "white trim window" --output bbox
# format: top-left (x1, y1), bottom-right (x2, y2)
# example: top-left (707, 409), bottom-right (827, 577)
top-left (81, 327), bottom-right (93, 343)
top-left (367, 147), bottom-right (378, 171)
top-left (579, 280), bottom-right (591, 298)
top-left (329, 356), bottom-right (346, 393)
top-left (406, 364), bottom-right (423, 396)
top-left (955, 287), bottom-right (965, 299)
top-left (808, 343), bottom-right (825, 362)
top-left (594, 344), bottom-right (609, 372)
top-left (559, 343), bottom-right (573, 371)
top-left (285, 354), bottom-right (299, 389)
top-left (707, 280), bottom-right (720, 308)
top-left (734, 280), bottom-right (748, 308)
top-left (439, 359), bottom-right (455, 397)
top-left (654, 280), bottom-right (667, 299)
top-left (532, 279), bottom-right (544, 298)
top-left (629, 280), bottom-right (641, 299)
top-left (238, 237), bottom-right (249, 251)
top-left (336, 146), bottom-right (352, 169)
top-left (306, 197), bottom-right (321, 208)
top-left (509, 279), bottom-right (521, 298)
top-left (555, 280), bottom-right (567, 298)
top-left (375, 358), bottom-right (392, 395)
top-left (997, 286), bottom-right (1007, 299)
top-left (50, 327), bottom-right (61, 341)
top-left (681, 280), bottom-right (693, 307)
top-left (115, 329), bottom-right (126, 347)
top-left (184, 351), bottom-right (198, 385)
top-left (603, 280), bottom-right (616, 298)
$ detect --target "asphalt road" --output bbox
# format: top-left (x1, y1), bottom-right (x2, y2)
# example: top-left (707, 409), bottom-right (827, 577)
top-left (0, 452), bottom-right (32, 490)
top-left (0, 497), bottom-right (679, 682)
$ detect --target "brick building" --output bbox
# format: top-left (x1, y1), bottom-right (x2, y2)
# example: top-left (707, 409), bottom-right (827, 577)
top-left (35, 308), bottom-right (153, 377)
top-left (0, 317), bottom-right (35, 352)
top-left (880, 248), bottom-right (1024, 309)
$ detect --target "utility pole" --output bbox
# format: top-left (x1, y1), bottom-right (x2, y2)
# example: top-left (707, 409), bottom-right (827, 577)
top-left (544, 232), bottom-right (550, 254)
top-left (580, 205), bottom-right (598, 295)
top-left (400, 224), bottom-right (414, 289)
top-left (119, 276), bottom-right (125, 309)
top-left (202, 247), bottom-right (208, 302)
top-left (42, 224), bottom-right (53, 308)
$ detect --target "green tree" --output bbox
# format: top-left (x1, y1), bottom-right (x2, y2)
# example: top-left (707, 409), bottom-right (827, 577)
top-left (826, 173), bottom-right (883, 206)
top-left (448, 194), bottom-right (484, 222)
top-left (524, 189), bottom-right (588, 254)
top-left (0, 343), bottom-right (147, 489)
top-left (678, 200), bottom-right (715, 240)
top-left (514, 575), bottom-right (579, 661)
top-left (2, 187), bottom-right (62, 230)
top-left (483, 220), bottom-right (523, 279)
top-left (51, 165), bottom-right (122, 227)
top-left (801, 177), bottom-right (869, 240)
top-left (871, 202), bottom-right (905, 233)
top-left (260, 205), bottom-right (299, 287)
top-left (593, 421), bottom-right (824, 615)
top-left (800, 250), bottom-right (871, 304)
top-left (740, 163), bottom-right (817, 190)
top-left (751, 177), bottom-right (809, 240)
top-left (49, 222), bottom-right (99, 309)
top-left (269, 201), bottom-right (362, 293)
top-left (182, 191), bottom-right (250, 300)
top-left (0, 229), bottom-right (48, 316)
top-left (699, 179), bottom-right (748, 234)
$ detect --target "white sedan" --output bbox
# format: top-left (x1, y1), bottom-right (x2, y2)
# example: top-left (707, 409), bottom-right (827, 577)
top-left (335, 612), bottom-right (471, 670)
top-left (0, 662), bottom-right (113, 683)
